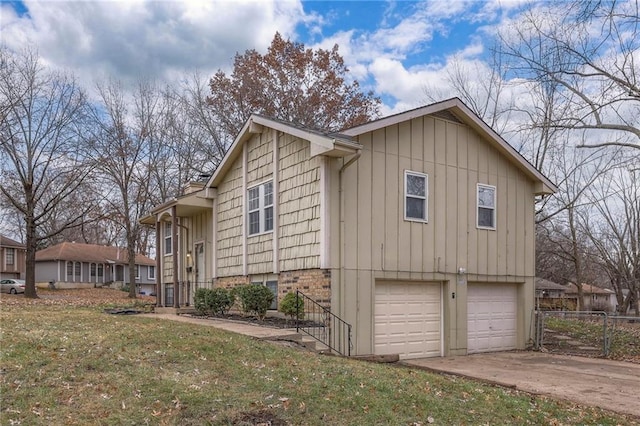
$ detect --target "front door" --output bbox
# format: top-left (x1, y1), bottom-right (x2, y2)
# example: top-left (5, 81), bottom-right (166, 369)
top-left (195, 243), bottom-right (204, 285)
top-left (116, 265), bottom-right (124, 281)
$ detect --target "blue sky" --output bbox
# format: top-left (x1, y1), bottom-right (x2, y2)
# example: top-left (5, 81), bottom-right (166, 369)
top-left (0, 0), bottom-right (530, 113)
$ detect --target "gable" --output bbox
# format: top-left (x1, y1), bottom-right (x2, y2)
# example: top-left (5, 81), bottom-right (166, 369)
top-left (342, 98), bottom-right (556, 195)
top-left (207, 115), bottom-right (360, 189)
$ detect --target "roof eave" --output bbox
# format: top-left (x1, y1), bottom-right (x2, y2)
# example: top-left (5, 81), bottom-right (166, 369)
top-left (208, 115), bottom-right (361, 187)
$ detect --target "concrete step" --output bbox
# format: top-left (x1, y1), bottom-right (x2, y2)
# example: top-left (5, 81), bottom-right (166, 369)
top-left (300, 335), bottom-right (330, 353)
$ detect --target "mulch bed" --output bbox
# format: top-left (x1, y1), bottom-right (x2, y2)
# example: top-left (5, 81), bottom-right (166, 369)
top-left (185, 312), bottom-right (320, 329)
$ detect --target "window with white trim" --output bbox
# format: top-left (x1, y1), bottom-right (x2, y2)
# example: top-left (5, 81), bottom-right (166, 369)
top-left (248, 180), bottom-right (274, 236)
top-left (164, 221), bottom-right (172, 255)
top-left (135, 264), bottom-right (140, 279)
top-left (477, 184), bottom-right (496, 229)
top-left (148, 265), bottom-right (155, 280)
top-left (404, 171), bottom-right (428, 222)
top-left (5, 248), bottom-right (15, 265)
top-left (90, 263), bottom-right (96, 277)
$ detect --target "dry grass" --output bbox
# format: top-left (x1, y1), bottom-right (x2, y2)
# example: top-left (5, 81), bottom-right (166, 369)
top-left (1, 289), bottom-right (638, 425)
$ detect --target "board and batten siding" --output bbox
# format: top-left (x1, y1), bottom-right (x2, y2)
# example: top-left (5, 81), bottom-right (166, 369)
top-left (216, 156), bottom-right (244, 277)
top-left (182, 211), bottom-right (213, 281)
top-left (343, 115), bottom-right (535, 280)
top-left (337, 114), bottom-right (537, 356)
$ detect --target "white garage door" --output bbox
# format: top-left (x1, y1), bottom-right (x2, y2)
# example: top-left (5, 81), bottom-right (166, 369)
top-left (375, 281), bottom-right (441, 359)
top-left (467, 283), bottom-right (517, 354)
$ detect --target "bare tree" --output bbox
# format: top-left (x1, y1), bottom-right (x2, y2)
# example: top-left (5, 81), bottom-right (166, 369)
top-left (584, 166), bottom-right (640, 314)
top-left (208, 32), bottom-right (381, 139)
top-left (0, 47), bottom-right (93, 298)
top-left (498, 1), bottom-right (640, 150)
top-left (88, 79), bottom-right (160, 298)
top-left (535, 144), bottom-right (622, 308)
top-left (423, 46), bottom-right (515, 135)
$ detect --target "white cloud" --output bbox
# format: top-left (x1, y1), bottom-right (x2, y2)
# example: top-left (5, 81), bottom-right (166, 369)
top-left (369, 58), bottom-right (449, 114)
top-left (1, 0), bottom-right (308, 92)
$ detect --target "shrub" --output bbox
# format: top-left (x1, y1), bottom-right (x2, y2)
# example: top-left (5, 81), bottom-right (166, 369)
top-left (194, 288), bottom-right (234, 315)
top-left (208, 288), bottom-right (234, 315)
top-left (279, 292), bottom-right (305, 320)
top-left (194, 288), bottom-right (210, 315)
top-left (234, 284), bottom-right (274, 320)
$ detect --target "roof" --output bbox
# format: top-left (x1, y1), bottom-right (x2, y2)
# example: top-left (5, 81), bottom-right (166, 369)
top-left (206, 114), bottom-right (362, 188)
top-left (0, 235), bottom-right (25, 249)
top-left (565, 283), bottom-right (615, 295)
top-left (36, 242), bottom-right (155, 266)
top-left (535, 278), bottom-right (568, 291)
top-left (140, 189), bottom-right (213, 224)
top-left (342, 97), bottom-right (557, 195)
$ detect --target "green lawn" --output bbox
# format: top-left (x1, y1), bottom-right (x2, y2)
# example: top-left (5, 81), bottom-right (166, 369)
top-left (1, 304), bottom-right (637, 425)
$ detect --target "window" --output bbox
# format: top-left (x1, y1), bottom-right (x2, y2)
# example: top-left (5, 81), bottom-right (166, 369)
top-left (266, 280), bottom-right (278, 310)
top-left (75, 262), bottom-right (81, 276)
top-left (164, 221), bottom-right (172, 255)
top-left (97, 263), bottom-right (104, 278)
top-left (5, 248), bottom-right (15, 265)
top-left (66, 261), bottom-right (73, 277)
top-left (404, 171), bottom-right (428, 221)
top-left (477, 184), bottom-right (496, 229)
top-left (248, 180), bottom-right (274, 235)
top-left (148, 265), bottom-right (155, 280)
top-left (90, 263), bottom-right (96, 277)
top-left (135, 265), bottom-right (140, 279)
top-left (251, 276), bottom-right (278, 310)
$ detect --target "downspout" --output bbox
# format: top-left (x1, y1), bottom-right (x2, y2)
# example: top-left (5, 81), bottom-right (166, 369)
top-left (338, 149), bottom-right (361, 326)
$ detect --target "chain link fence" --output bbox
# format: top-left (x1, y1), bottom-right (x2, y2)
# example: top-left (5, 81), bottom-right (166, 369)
top-left (534, 310), bottom-right (640, 358)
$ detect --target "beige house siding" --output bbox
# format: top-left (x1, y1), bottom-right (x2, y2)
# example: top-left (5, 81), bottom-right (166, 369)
top-left (182, 211), bottom-right (213, 283)
top-left (246, 132), bottom-right (274, 274)
top-left (216, 156), bottom-right (244, 277)
top-left (336, 114), bottom-right (537, 356)
top-left (278, 133), bottom-right (321, 271)
top-left (214, 131), bottom-right (321, 277)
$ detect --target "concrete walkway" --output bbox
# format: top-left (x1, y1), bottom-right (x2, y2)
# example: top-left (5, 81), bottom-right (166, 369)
top-left (146, 313), bottom-right (299, 340)
top-left (404, 352), bottom-right (640, 418)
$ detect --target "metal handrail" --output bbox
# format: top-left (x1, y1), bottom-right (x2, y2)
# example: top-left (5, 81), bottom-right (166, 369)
top-left (295, 290), bottom-right (352, 356)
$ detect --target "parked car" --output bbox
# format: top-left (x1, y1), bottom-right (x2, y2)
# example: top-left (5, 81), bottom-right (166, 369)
top-left (0, 279), bottom-right (25, 294)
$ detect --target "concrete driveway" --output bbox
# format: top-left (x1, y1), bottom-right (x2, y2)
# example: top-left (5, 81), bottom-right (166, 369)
top-left (403, 352), bottom-right (640, 418)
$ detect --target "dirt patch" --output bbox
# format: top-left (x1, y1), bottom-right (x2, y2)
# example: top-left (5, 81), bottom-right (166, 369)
top-left (230, 409), bottom-right (287, 426)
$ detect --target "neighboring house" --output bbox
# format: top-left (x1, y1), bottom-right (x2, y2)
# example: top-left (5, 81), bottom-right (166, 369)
top-left (565, 283), bottom-right (616, 312)
top-left (535, 278), bottom-right (577, 311)
top-left (0, 235), bottom-right (26, 280)
top-left (140, 98), bottom-right (556, 359)
top-left (35, 242), bottom-right (157, 294)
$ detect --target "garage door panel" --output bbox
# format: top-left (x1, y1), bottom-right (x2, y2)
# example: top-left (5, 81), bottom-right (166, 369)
top-left (375, 281), bottom-right (441, 360)
top-left (468, 283), bottom-right (517, 354)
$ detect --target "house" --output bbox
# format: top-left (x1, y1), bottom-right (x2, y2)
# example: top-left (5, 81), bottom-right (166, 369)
top-left (140, 98), bottom-right (556, 359)
top-left (35, 242), bottom-right (157, 294)
top-left (565, 283), bottom-right (616, 312)
top-left (535, 278), bottom-right (577, 311)
top-left (0, 235), bottom-right (26, 280)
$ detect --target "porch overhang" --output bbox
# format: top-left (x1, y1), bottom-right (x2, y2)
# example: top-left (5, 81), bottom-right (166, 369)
top-left (139, 191), bottom-right (213, 225)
